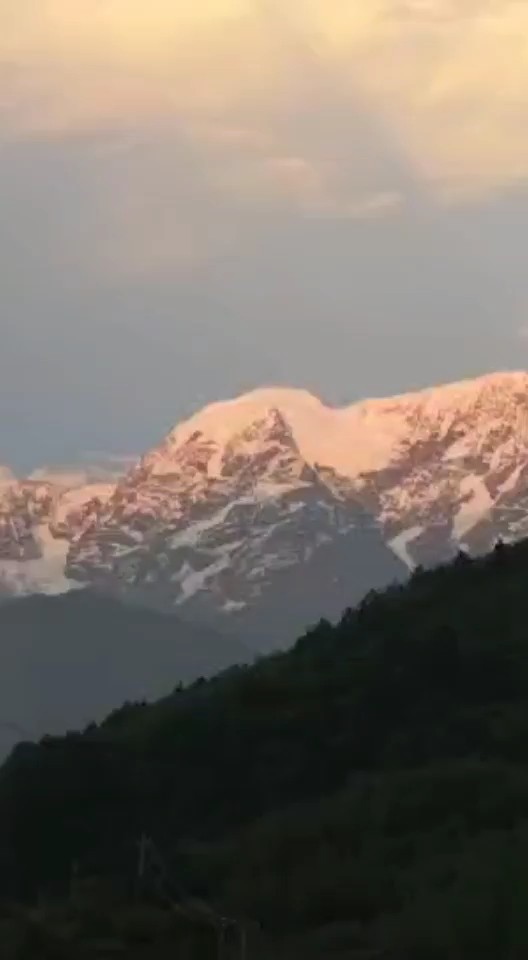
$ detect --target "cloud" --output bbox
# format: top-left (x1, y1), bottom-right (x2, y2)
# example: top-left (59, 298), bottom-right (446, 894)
top-left (2, 0), bottom-right (528, 285)
top-left (2, 0), bottom-right (528, 203)
top-left (315, 0), bottom-right (528, 197)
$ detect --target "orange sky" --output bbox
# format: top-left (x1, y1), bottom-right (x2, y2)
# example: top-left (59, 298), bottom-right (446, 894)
top-left (2, 0), bottom-right (528, 200)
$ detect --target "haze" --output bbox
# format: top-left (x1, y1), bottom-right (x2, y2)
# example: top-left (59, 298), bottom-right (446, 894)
top-left (2, 0), bottom-right (528, 470)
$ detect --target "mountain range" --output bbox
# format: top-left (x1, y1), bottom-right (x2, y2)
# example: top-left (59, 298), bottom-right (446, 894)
top-left (3, 370), bottom-right (528, 645)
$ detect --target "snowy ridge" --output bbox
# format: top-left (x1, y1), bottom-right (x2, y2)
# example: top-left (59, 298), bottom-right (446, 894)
top-left (69, 369), bottom-right (528, 577)
top-left (65, 406), bottom-right (404, 645)
top-left (150, 371), bottom-right (528, 478)
top-left (3, 371), bottom-right (528, 637)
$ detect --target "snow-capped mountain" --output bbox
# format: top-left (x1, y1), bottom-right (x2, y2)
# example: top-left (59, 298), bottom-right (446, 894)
top-left (346, 371), bottom-right (528, 566)
top-left (65, 407), bottom-right (404, 646)
top-left (4, 371), bottom-right (528, 643)
top-left (0, 473), bottom-right (115, 597)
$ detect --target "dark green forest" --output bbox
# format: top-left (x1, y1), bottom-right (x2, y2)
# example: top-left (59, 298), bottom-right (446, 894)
top-left (3, 539), bottom-right (528, 956)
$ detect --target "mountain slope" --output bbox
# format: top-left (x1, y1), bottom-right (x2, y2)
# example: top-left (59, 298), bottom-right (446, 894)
top-left (67, 407), bottom-right (404, 646)
top-left (4, 538), bottom-right (528, 958)
top-left (0, 590), bottom-right (249, 759)
top-left (347, 370), bottom-right (528, 565)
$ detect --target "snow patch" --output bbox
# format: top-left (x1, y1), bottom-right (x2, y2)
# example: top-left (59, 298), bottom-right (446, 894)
top-left (389, 526), bottom-right (424, 569)
top-left (453, 477), bottom-right (493, 538)
top-left (175, 553), bottom-right (231, 602)
top-left (222, 599), bottom-right (247, 613)
top-left (497, 464), bottom-right (525, 497)
top-left (169, 502), bottom-right (238, 549)
top-left (0, 525), bottom-right (78, 596)
top-left (52, 483), bottom-right (114, 527)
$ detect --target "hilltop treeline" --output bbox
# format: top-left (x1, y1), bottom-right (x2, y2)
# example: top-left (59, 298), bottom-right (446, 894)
top-left (3, 541), bottom-right (528, 956)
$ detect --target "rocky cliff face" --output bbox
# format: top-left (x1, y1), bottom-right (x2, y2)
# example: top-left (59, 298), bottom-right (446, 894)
top-left (0, 475), bottom-right (114, 597)
top-left (65, 408), bottom-right (403, 646)
top-left (347, 372), bottom-right (528, 566)
top-left (3, 371), bottom-right (528, 643)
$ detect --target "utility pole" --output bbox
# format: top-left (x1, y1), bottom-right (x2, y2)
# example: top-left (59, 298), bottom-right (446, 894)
top-left (133, 834), bottom-right (250, 958)
top-left (135, 833), bottom-right (148, 900)
top-left (69, 860), bottom-right (79, 903)
top-left (240, 925), bottom-right (247, 960)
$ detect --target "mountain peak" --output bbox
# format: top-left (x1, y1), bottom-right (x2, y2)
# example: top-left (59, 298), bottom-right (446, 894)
top-left (140, 389), bottom-right (320, 483)
top-left (134, 370), bottom-right (528, 487)
top-left (218, 406), bottom-right (315, 494)
top-left (224, 406), bottom-right (298, 454)
top-left (5, 368), bottom-right (528, 626)
top-left (166, 386), bottom-right (326, 450)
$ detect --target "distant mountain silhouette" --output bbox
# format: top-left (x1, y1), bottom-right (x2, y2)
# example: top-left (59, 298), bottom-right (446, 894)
top-left (0, 589), bottom-right (249, 757)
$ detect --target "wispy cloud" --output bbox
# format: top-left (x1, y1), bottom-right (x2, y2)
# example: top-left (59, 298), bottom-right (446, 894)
top-left (1, 1), bottom-right (528, 282)
top-left (3, 1), bottom-right (528, 203)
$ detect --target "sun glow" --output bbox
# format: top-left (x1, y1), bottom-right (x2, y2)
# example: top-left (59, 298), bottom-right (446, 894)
top-left (3, 0), bottom-right (528, 205)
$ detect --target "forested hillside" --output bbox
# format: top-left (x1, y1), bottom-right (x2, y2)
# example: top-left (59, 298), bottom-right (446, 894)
top-left (3, 540), bottom-right (528, 956)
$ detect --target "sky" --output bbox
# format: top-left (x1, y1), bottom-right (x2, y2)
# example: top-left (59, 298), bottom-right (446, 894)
top-left (2, 0), bottom-right (528, 470)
